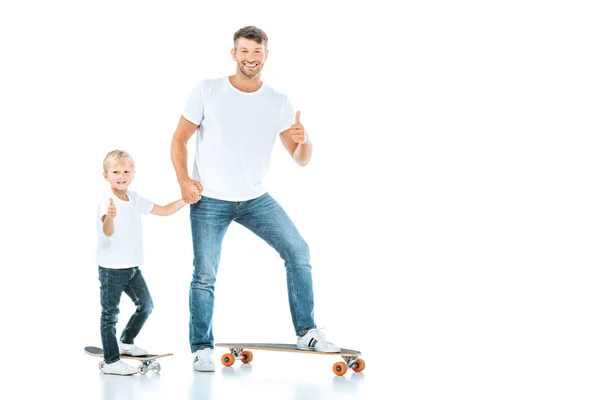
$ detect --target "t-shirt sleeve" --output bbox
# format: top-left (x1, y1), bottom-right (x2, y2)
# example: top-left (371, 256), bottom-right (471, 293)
top-left (276, 96), bottom-right (296, 136)
top-left (182, 81), bottom-right (205, 125)
top-left (135, 193), bottom-right (155, 215)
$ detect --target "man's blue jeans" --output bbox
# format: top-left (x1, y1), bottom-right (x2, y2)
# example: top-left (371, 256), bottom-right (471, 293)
top-left (189, 193), bottom-right (316, 352)
top-left (99, 266), bottom-right (154, 363)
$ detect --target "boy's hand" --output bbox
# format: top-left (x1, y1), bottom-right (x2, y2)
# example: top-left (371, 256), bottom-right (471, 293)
top-left (106, 198), bottom-right (117, 220)
top-left (179, 178), bottom-right (203, 204)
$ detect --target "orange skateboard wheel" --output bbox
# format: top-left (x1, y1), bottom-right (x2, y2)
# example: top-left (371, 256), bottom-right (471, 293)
top-left (352, 359), bottom-right (365, 372)
top-left (240, 350), bottom-right (253, 363)
top-left (333, 362), bottom-right (347, 376)
top-left (221, 353), bottom-right (235, 367)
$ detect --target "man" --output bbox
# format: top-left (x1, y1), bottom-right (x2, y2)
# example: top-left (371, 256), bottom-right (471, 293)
top-left (171, 26), bottom-right (340, 372)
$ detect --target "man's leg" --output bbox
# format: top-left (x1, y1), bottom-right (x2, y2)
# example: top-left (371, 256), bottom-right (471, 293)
top-left (235, 193), bottom-right (316, 336)
top-left (189, 197), bottom-right (234, 351)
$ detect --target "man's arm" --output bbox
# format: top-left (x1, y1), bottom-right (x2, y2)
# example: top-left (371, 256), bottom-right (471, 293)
top-left (279, 111), bottom-right (312, 166)
top-left (150, 199), bottom-right (186, 216)
top-left (171, 116), bottom-right (203, 203)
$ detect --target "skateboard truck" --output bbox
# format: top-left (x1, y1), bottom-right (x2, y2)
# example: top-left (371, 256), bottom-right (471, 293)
top-left (221, 347), bottom-right (253, 366)
top-left (342, 355), bottom-right (360, 368)
top-left (334, 355), bottom-right (364, 376)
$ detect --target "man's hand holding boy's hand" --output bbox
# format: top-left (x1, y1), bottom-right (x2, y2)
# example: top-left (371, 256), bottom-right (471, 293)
top-left (179, 177), bottom-right (203, 204)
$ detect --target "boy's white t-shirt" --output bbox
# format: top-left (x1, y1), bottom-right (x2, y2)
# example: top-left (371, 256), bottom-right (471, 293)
top-left (96, 190), bottom-right (154, 269)
top-left (182, 76), bottom-right (296, 201)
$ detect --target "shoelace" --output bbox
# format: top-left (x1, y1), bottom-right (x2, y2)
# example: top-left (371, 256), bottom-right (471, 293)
top-left (198, 348), bottom-right (212, 357)
top-left (194, 348), bottom-right (213, 363)
top-left (313, 327), bottom-right (335, 345)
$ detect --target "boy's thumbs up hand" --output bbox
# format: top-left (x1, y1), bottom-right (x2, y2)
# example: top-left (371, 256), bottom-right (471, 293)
top-left (106, 198), bottom-right (117, 220)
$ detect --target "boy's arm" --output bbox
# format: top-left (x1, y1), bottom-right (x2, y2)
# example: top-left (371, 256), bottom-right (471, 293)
top-left (150, 199), bottom-right (186, 216)
top-left (102, 198), bottom-right (116, 236)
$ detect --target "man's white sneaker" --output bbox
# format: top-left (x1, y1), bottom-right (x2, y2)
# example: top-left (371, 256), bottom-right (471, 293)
top-left (297, 328), bottom-right (341, 352)
top-left (101, 360), bottom-right (138, 375)
top-left (193, 348), bottom-right (215, 372)
top-left (118, 340), bottom-right (148, 356)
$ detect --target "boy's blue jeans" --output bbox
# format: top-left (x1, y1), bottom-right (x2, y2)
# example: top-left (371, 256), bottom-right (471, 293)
top-left (189, 193), bottom-right (316, 352)
top-left (99, 266), bottom-right (154, 363)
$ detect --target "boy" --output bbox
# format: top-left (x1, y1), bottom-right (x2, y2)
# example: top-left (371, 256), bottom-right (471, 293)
top-left (97, 149), bottom-right (186, 375)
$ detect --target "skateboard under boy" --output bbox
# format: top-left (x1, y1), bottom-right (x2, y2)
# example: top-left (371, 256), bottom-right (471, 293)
top-left (215, 343), bottom-right (365, 376)
top-left (84, 346), bottom-right (172, 375)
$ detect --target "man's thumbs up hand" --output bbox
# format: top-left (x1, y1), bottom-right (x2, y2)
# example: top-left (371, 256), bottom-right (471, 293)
top-left (290, 110), bottom-right (308, 144)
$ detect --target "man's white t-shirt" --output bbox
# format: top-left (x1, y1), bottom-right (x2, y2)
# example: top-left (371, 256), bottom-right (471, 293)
top-left (182, 76), bottom-right (295, 201)
top-left (96, 190), bottom-right (154, 269)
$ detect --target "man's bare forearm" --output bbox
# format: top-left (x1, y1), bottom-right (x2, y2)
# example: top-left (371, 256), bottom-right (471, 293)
top-left (293, 140), bottom-right (312, 166)
top-left (171, 136), bottom-right (190, 182)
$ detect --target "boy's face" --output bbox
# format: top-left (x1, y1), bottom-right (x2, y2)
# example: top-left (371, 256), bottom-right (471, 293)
top-left (104, 161), bottom-right (134, 191)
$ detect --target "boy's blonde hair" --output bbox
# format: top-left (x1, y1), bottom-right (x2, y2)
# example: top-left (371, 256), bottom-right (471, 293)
top-left (103, 149), bottom-right (135, 173)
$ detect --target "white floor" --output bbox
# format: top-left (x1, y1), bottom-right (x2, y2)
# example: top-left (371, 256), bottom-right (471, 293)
top-left (9, 329), bottom-right (600, 400)
top-left (28, 344), bottom-right (375, 400)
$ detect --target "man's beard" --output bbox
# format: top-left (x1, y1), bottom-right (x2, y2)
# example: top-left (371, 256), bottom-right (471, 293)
top-left (238, 62), bottom-right (262, 78)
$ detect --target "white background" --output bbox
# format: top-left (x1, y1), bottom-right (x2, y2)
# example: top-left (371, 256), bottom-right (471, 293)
top-left (0, 0), bottom-right (599, 399)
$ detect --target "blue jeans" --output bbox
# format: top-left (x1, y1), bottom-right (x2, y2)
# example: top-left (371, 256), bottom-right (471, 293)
top-left (189, 193), bottom-right (316, 351)
top-left (99, 266), bottom-right (154, 363)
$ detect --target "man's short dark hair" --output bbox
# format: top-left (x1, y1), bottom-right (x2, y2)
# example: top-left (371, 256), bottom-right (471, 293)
top-left (233, 26), bottom-right (268, 49)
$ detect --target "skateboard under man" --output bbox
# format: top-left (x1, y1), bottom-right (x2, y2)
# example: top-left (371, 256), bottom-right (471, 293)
top-left (215, 343), bottom-right (365, 376)
top-left (84, 346), bottom-right (173, 375)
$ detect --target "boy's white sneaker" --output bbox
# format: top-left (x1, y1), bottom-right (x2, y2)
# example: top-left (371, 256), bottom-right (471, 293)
top-left (101, 360), bottom-right (138, 375)
top-left (193, 348), bottom-right (215, 372)
top-left (297, 328), bottom-right (341, 352)
top-left (118, 340), bottom-right (148, 356)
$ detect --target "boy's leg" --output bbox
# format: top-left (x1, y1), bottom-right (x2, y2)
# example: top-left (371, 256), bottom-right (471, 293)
top-left (121, 267), bottom-right (153, 345)
top-left (189, 197), bottom-right (234, 351)
top-left (99, 266), bottom-right (130, 364)
top-left (235, 193), bottom-right (316, 336)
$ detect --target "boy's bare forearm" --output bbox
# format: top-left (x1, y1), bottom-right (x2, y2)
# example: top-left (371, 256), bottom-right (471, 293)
top-left (151, 199), bottom-right (186, 216)
top-left (164, 199), bottom-right (186, 215)
top-left (102, 216), bottom-right (114, 236)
